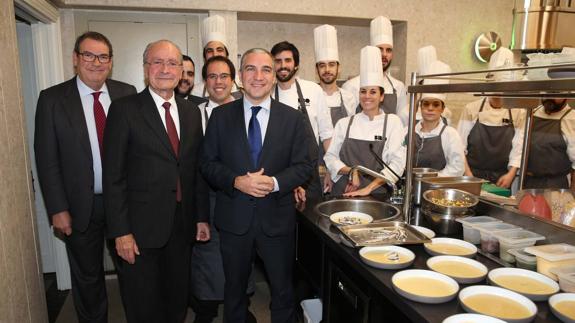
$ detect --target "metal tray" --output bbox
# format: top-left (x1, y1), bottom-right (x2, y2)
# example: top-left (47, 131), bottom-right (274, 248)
top-left (336, 221), bottom-right (431, 248)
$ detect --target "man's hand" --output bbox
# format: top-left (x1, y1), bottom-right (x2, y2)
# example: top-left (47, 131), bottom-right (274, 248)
top-left (52, 211), bottom-right (72, 236)
top-left (115, 234), bottom-right (140, 264)
top-left (323, 175), bottom-right (333, 194)
top-left (196, 222), bottom-right (210, 242)
top-left (294, 186), bottom-right (306, 203)
top-left (234, 168), bottom-right (274, 197)
top-left (496, 172), bottom-right (515, 188)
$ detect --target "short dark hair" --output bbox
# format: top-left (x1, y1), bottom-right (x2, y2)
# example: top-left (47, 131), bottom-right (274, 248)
top-left (202, 44), bottom-right (230, 61)
top-left (182, 55), bottom-right (195, 67)
top-left (202, 56), bottom-right (236, 81)
top-left (74, 31), bottom-right (113, 57)
top-left (270, 41), bottom-right (300, 67)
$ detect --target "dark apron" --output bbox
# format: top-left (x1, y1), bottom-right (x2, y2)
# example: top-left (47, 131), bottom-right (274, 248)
top-left (414, 123), bottom-right (448, 170)
top-left (354, 74), bottom-right (397, 114)
top-left (329, 91), bottom-right (350, 127)
top-left (331, 114), bottom-right (388, 196)
top-left (466, 98), bottom-right (515, 183)
top-left (525, 107), bottom-right (573, 189)
top-left (275, 80), bottom-right (323, 198)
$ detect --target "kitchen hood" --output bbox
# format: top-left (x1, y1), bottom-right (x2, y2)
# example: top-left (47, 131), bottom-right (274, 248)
top-left (512, 0), bottom-right (575, 52)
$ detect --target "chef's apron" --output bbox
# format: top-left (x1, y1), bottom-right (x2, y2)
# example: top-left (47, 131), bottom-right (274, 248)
top-left (525, 107), bottom-right (573, 189)
top-left (331, 113), bottom-right (389, 196)
top-left (275, 80), bottom-right (323, 198)
top-left (414, 123), bottom-right (448, 170)
top-left (354, 74), bottom-right (398, 115)
top-left (466, 98), bottom-right (515, 183)
top-left (329, 91), bottom-right (349, 127)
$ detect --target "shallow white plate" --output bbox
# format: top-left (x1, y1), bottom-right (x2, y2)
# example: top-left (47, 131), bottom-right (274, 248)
top-left (392, 269), bottom-right (459, 304)
top-left (427, 256), bottom-right (487, 284)
top-left (360, 246), bottom-right (415, 270)
top-left (459, 285), bottom-right (537, 323)
top-left (329, 211), bottom-right (373, 226)
top-left (488, 267), bottom-right (560, 301)
top-left (442, 313), bottom-right (506, 323)
top-left (412, 225), bottom-right (436, 239)
top-left (424, 238), bottom-right (477, 258)
top-left (549, 293), bottom-right (575, 323)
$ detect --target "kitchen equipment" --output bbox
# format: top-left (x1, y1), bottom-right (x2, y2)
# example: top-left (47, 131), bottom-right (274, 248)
top-left (411, 225), bottom-right (435, 239)
top-left (549, 293), bottom-right (575, 323)
top-left (457, 216), bottom-right (502, 244)
top-left (392, 269), bottom-right (459, 304)
top-left (420, 176), bottom-right (487, 196)
top-left (508, 248), bottom-right (538, 271)
top-left (525, 244), bottom-right (575, 280)
top-left (494, 230), bottom-right (545, 263)
top-left (442, 314), bottom-right (506, 323)
top-left (424, 238), bottom-right (478, 258)
top-left (550, 266), bottom-right (575, 293)
top-left (475, 222), bottom-right (522, 254)
top-left (412, 167), bottom-right (438, 205)
top-left (329, 211), bottom-right (373, 226)
top-left (422, 188), bottom-right (479, 215)
top-left (315, 199), bottom-right (401, 222)
top-left (427, 255), bottom-right (488, 284)
top-left (359, 246), bottom-right (415, 270)
top-left (336, 221), bottom-right (430, 248)
top-left (422, 208), bottom-right (474, 235)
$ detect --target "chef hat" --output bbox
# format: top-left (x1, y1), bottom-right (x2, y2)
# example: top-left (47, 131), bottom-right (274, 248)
top-left (417, 45), bottom-right (437, 75)
top-left (201, 15), bottom-right (227, 48)
top-left (421, 60), bottom-right (451, 102)
top-left (370, 16), bottom-right (393, 47)
top-left (360, 46), bottom-right (385, 88)
top-left (488, 47), bottom-right (515, 81)
top-left (314, 24), bottom-right (339, 63)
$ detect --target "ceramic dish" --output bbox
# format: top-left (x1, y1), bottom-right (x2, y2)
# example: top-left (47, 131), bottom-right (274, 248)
top-left (426, 256), bottom-right (487, 284)
top-left (391, 269), bottom-right (459, 304)
top-left (549, 293), bottom-right (575, 323)
top-left (412, 225), bottom-right (436, 239)
top-left (442, 313), bottom-right (506, 323)
top-left (488, 267), bottom-right (559, 301)
top-left (359, 246), bottom-right (415, 270)
top-left (329, 211), bottom-right (373, 226)
top-left (459, 285), bottom-right (537, 323)
top-left (424, 238), bottom-right (477, 258)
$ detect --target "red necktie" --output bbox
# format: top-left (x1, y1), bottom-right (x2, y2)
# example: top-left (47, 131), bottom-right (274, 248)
top-left (162, 102), bottom-right (181, 202)
top-left (92, 92), bottom-right (106, 160)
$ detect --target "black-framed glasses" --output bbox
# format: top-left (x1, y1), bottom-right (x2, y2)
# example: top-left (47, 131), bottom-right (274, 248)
top-left (206, 73), bottom-right (231, 81)
top-left (77, 51), bottom-right (112, 63)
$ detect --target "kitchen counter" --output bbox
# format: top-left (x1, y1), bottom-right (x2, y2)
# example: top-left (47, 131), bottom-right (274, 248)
top-left (296, 197), bottom-right (564, 323)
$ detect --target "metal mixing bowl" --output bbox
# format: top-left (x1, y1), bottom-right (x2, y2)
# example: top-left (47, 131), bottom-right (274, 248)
top-left (422, 188), bottom-right (479, 215)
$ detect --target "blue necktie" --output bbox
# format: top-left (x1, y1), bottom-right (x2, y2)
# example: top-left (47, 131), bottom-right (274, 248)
top-left (248, 106), bottom-right (263, 167)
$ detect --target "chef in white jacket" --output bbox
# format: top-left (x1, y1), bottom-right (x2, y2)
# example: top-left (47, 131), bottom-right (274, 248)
top-left (412, 60), bottom-right (465, 177)
top-left (325, 46), bottom-right (406, 197)
top-left (458, 47), bottom-right (525, 187)
top-left (342, 16), bottom-right (407, 115)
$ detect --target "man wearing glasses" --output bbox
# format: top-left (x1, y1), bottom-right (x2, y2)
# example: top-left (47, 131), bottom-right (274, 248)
top-left (34, 31), bottom-right (136, 323)
top-left (103, 39), bottom-right (210, 322)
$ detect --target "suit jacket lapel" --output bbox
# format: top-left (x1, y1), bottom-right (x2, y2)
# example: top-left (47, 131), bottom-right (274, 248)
top-left (106, 79), bottom-right (121, 101)
top-left (61, 77), bottom-right (93, 163)
top-left (176, 96), bottom-right (191, 157)
top-left (234, 100), bottom-right (255, 168)
top-left (258, 100), bottom-right (280, 167)
top-left (139, 88), bottom-right (177, 159)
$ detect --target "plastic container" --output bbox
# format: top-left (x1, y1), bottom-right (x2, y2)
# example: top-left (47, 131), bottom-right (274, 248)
top-left (475, 222), bottom-right (522, 254)
top-left (525, 244), bottom-right (575, 280)
top-left (550, 266), bottom-right (575, 293)
top-left (494, 230), bottom-right (546, 263)
top-left (508, 248), bottom-right (537, 271)
top-left (301, 299), bottom-right (322, 323)
top-left (456, 216), bottom-right (502, 244)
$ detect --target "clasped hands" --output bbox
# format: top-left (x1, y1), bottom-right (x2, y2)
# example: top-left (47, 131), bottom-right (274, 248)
top-left (234, 168), bottom-right (275, 197)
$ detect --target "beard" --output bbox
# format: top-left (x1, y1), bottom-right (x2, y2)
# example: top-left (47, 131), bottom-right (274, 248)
top-left (175, 79), bottom-right (192, 97)
top-left (382, 58), bottom-right (392, 72)
top-left (320, 73), bottom-right (337, 85)
top-left (276, 67), bottom-right (297, 83)
top-left (542, 99), bottom-right (566, 114)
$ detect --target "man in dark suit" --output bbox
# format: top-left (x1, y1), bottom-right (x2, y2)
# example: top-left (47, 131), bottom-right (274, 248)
top-left (34, 31), bottom-right (136, 323)
top-left (103, 39), bottom-right (210, 323)
top-left (201, 48), bottom-right (313, 323)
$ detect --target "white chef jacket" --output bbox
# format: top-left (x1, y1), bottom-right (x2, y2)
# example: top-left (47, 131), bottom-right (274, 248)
top-left (414, 121), bottom-right (465, 177)
top-left (457, 98), bottom-right (526, 169)
top-left (324, 112), bottom-right (406, 184)
top-left (324, 87), bottom-right (358, 117)
top-left (532, 104), bottom-right (575, 169)
top-left (341, 72), bottom-right (407, 115)
top-left (272, 77), bottom-right (333, 144)
top-left (397, 104), bottom-right (453, 127)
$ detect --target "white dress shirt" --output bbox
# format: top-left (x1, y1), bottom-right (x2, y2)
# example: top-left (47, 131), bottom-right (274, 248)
top-left (532, 104), bottom-right (575, 169)
top-left (324, 87), bottom-right (358, 116)
top-left (324, 112), bottom-right (406, 183)
top-left (341, 72), bottom-right (407, 115)
top-left (457, 98), bottom-right (525, 168)
top-left (77, 77), bottom-right (111, 194)
top-left (272, 78), bottom-right (333, 144)
top-left (415, 121), bottom-right (465, 177)
top-left (198, 99), bottom-right (220, 133)
top-left (149, 89), bottom-right (180, 138)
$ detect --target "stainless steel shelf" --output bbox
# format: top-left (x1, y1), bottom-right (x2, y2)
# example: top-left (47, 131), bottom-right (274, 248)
top-left (408, 78), bottom-right (575, 94)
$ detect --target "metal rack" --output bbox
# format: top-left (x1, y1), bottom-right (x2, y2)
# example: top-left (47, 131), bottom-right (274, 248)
top-left (402, 63), bottom-right (575, 219)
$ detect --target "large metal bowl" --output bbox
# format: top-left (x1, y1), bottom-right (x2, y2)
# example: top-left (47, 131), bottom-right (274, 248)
top-left (315, 199), bottom-right (401, 222)
top-left (422, 189), bottom-right (479, 215)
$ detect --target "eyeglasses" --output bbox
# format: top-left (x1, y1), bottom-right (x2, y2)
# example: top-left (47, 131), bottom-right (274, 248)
top-left (206, 73), bottom-right (231, 81)
top-left (77, 51), bottom-right (112, 63)
top-left (145, 60), bottom-right (182, 69)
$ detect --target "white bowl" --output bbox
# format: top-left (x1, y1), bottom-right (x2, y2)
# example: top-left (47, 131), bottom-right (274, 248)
top-left (488, 267), bottom-right (560, 301)
top-left (442, 313), bottom-right (506, 323)
top-left (412, 225), bottom-right (436, 239)
top-left (427, 256), bottom-right (487, 284)
top-left (329, 211), bottom-right (373, 226)
top-left (459, 285), bottom-right (537, 323)
top-left (360, 246), bottom-right (415, 270)
top-left (424, 238), bottom-right (477, 258)
top-left (392, 269), bottom-right (459, 304)
top-left (549, 293), bottom-right (575, 323)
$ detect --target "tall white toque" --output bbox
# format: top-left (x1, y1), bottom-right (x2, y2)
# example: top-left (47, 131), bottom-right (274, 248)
top-left (360, 45), bottom-right (385, 88)
top-left (370, 16), bottom-right (393, 47)
top-left (314, 24), bottom-right (339, 63)
top-left (201, 15), bottom-right (227, 48)
top-left (417, 45), bottom-right (437, 75)
top-left (421, 60), bottom-right (451, 102)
